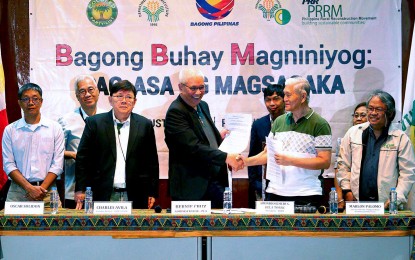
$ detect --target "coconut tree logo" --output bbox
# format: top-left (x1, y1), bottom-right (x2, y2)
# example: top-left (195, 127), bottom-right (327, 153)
top-left (95, 3), bottom-right (111, 20)
top-left (87, 0), bottom-right (118, 27)
top-left (143, 1), bottom-right (165, 24)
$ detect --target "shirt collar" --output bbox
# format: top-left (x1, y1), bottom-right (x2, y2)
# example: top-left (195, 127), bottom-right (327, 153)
top-left (285, 108), bottom-right (314, 124)
top-left (178, 95), bottom-right (198, 112)
top-left (368, 123), bottom-right (399, 137)
top-left (112, 110), bottom-right (131, 126)
top-left (79, 107), bottom-right (90, 119)
top-left (16, 115), bottom-right (50, 129)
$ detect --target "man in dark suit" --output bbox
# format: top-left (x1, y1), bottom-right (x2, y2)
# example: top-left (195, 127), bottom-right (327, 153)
top-left (75, 80), bottom-right (159, 209)
top-left (248, 84), bottom-right (285, 208)
top-left (165, 67), bottom-right (243, 208)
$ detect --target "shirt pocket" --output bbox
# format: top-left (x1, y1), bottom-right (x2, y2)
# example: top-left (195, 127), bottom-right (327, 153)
top-left (40, 137), bottom-right (54, 160)
top-left (350, 141), bottom-right (363, 152)
top-left (381, 147), bottom-right (398, 158)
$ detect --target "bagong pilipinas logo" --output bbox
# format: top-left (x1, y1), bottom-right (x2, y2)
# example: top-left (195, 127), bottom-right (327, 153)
top-left (86, 0), bottom-right (118, 27)
top-left (255, 0), bottom-right (291, 25)
top-left (196, 0), bottom-right (234, 20)
top-left (138, 0), bottom-right (169, 26)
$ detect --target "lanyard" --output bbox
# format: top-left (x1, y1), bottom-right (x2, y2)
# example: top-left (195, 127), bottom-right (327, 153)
top-left (79, 108), bottom-right (86, 123)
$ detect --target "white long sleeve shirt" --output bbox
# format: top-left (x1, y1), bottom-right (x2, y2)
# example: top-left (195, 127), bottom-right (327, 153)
top-left (2, 116), bottom-right (64, 181)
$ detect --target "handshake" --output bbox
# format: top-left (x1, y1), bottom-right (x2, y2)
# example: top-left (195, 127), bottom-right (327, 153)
top-left (226, 153), bottom-right (246, 171)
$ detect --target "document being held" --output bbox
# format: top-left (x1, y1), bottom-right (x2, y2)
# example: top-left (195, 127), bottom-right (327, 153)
top-left (266, 136), bottom-right (320, 189)
top-left (219, 113), bottom-right (252, 154)
top-left (265, 136), bottom-right (283, 185)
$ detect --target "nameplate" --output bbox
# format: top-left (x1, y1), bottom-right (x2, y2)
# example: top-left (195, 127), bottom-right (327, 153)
top-left (4, 202), bottom-right (44, 215)
top-left (256, 201), bottom-right (295, 214)
top-left (171, 201), bottom-right (211, 215)
top-left (345, 202), bottom-right (384, 215)
top-left (93, 201), bottom-right (132, 215)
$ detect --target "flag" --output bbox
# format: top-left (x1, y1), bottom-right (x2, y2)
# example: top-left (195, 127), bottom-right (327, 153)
top-left (0, 45), bottom-right (9, 190)
top-left (402, 22), bottom-right (415, 148)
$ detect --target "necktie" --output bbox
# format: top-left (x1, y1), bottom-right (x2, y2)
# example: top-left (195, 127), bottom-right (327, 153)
top-left (116, 123), bottom-right (124, 135)
top-left (196, 106), bottom-right (204, 126)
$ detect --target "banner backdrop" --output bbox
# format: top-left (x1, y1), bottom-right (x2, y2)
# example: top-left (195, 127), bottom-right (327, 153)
top-left (403, 21), bottom-right (415, 148)
top-left (29, 0), bottom-right (402, 179)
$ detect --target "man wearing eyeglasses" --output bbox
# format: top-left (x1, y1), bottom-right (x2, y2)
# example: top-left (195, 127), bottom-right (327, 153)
top-left (75, 80), bottom-right (159, 209)
top-left (2, 83), bottom-right (64, 204)
top-left (337, 90), bottom-right (415, 209)
top-left (58, 75), bottom-right (105, 208)
top-left (165, 67), bottom-right (243, 208)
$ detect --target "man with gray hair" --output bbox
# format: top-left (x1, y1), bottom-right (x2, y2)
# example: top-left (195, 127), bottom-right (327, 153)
top-left (58, 75), bottom-right (105, 208)
top-left (165, 67), bottom-right (243, 208)
top-left (337, 90), bottom-right (415, 209)
top-left (242, 76), bottom-right (332, 207)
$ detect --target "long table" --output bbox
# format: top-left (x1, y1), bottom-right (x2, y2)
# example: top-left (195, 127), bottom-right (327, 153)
top-left (1, 209), bottom-right (414, 259)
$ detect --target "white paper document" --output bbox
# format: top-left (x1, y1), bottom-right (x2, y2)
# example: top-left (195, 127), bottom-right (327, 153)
top-left (219, 113), bottom-right (252, 154)
top-left (265, 136), bottom-right (283, 184)
top-left (219, 113), bottom-right (252, 190)
top-left (266, 136), bottom-right (320, 188)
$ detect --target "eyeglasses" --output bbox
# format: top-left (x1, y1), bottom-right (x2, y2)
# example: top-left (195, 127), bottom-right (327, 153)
top-left (182, 83), bottom-right (205, 92)
top-left (77, 87), bottom-right (96, 97)
top-left (112, 95), bottom-right (135, 102)
top-left (367, 106), bottom-right (386, 114)
top-left (353, 113), bottom-right (367, 119)
top-left (20, 97), bottom-right (42, 104)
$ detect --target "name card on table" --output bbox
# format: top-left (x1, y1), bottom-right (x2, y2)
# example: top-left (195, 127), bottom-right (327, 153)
top-left (256, 201), bottom-right (295, 214)
top-left (93, 201), bottom-right (132, 215)
top-left (171, 201), bottom-right (211, 214)
top-left (345, 202), bottom-right (384, 215)
top-left (4, 202), bottom-right (44, 215)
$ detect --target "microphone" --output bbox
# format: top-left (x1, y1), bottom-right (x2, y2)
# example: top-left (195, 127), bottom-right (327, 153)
top-left (317, 205), bottom-right (327, 214)
top-left (154, 205), bottom-right (162, 213)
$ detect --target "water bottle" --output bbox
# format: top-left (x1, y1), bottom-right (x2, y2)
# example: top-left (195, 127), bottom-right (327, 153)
top-left (389, 187), bottom-right (398, 215)
top-left (329, 187), bottom-right (338, 214)
top-left (223, 187), bottom-right (232, 214)
top-left (50, 187), bottom-right (59, 214)
top-left (85, 187), bottom-right (93, 214)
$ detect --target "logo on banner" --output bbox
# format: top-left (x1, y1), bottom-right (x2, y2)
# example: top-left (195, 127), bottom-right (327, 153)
top-left (86, 0), bottom-right (118, 27)
top-left (300, 1), bottom-right (378, 26)
top-left (255, 0), bottom-right (291, 25)
top-left (275, 9), bottom-right (291, 25)
top-left (138, 0), bottom-right (169, 26)
top-left (196, 0), bottom-right (234, 20)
